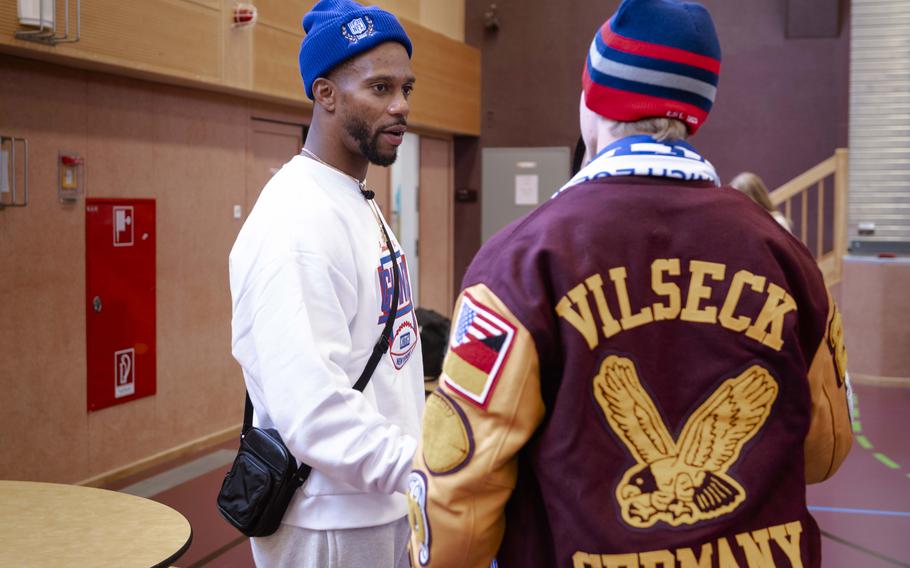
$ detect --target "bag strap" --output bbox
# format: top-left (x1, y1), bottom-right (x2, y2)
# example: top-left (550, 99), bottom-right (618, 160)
top-left (352, 212), bottom-right (400, 391)
top-left (242, 392), bottom-right (254, 435)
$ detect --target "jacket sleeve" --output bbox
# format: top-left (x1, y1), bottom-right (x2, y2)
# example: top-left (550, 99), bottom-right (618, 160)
top-left (804, 291), bottom-right (852, 483)
top-left (408, 284), bottom-right (546, 568)
top-left (231, 251), bottom-right (416, 495)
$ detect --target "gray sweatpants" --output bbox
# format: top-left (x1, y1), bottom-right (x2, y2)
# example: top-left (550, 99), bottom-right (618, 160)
top-left (250, 516), bottom-right (410, 568)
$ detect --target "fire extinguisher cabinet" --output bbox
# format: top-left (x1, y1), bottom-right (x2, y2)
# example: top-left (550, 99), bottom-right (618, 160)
top-left (85, 199), bottom-right (156, 412)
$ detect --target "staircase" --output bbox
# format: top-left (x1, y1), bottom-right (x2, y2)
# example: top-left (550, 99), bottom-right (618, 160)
top-left (769, 148), bottom-right (848, 286)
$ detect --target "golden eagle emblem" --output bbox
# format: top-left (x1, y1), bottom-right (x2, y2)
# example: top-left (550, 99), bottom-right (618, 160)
top-left (593, 356), bottom-right (778, 528)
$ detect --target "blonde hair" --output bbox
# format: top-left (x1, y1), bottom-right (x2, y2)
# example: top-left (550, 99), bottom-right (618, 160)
top-left (609, 117), bottom-right (689, 142)
top-left (729, 172), bottom-right (775, 212)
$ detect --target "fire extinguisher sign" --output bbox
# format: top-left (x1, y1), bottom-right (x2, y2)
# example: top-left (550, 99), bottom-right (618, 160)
top-left (114, 348), bottom-right (136, 398)
top-left (113, 206), bottom-right (134, 247)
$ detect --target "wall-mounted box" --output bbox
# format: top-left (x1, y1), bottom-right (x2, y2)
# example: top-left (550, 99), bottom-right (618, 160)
top-left (85, 198), bottom-right (156, 412)
top-left (58, 151), bottom-right (83, 203)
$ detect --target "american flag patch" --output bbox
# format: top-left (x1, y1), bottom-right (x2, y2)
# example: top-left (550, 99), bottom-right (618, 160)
top-left (442, 292), bottom-right (516, 407)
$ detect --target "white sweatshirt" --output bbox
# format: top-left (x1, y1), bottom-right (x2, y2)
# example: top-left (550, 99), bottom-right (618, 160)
top-left (229, 154), bottom-right (424, 530)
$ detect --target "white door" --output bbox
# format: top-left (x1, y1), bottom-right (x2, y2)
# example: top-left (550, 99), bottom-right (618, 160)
top-left (390, 132), bottom-right (420, 305)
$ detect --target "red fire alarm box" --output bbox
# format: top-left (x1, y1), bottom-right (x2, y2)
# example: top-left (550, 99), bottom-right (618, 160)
top-left (85, 198), bottom-right (156, 412)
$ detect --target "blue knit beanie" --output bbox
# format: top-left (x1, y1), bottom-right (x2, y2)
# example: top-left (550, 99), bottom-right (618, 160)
top-left (299, 0), bottom-right (413, 100)
top-left (583, 0), bottom-right (721, 134)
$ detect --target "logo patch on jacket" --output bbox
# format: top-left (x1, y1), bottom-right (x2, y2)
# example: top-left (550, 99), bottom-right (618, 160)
top-left (442, 292), bottom-right (515, 407)
top-left (421, 391), bottom-right (475, 475)
top-left (407, 471), bottom-right (431, 566)
top-left (593, 356), bottom-right (778, 528)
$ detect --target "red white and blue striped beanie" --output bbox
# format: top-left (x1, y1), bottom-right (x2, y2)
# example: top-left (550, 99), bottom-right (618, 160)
top-left (582, 0), bottom-right (721, 135)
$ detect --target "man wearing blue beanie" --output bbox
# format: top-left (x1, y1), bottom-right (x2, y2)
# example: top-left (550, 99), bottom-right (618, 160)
top-left (229, 1), bottom-right (422, 567)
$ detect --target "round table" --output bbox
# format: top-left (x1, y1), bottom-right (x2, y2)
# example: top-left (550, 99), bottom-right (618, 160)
top-left (0, 480), bottom-right (192, 567)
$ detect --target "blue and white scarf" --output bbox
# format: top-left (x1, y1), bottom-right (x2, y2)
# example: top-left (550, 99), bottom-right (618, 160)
top-left (555, 135), bottom-right (720, 197)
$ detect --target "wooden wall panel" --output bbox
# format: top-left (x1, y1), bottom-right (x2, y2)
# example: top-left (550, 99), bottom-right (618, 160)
top-left (253, 24), bottom-right (307, 102)
top-left (418, 136), bottom-right (455, 315)
top-left (222, 0), bottom-right (254, 89)
top-left (84, 78), bottom-right (249, 473)
top-left (255, 0), bottom-right (444, 36)
top-left (404, 21), bottom-right (481, 136)
top-left (0, 0), bottom-right (221, 80)
top-left (188, 0), bottom-right (221, 9)
top-left (366, 164), bottom-right (392, 215)
top-left (257, 0), bottom-right (461, 40)
top-left (152, 111), bottom-right (246, 455)
top-left (0, 52), bottom-right (462, 483)
top-left (374, 0), bottom-right (421, 23)
top-left (841, 258), bottom-right (910, 377)
top-left (246, 119), bottom-right (305, 215)
top-left (0, 1), bottom-right (479, 136)
top-left (419, 0), bottom-right (465, 41)
top-left (81, 0), bottom-right (222, 79)
top-left (0, 55), bottom-right (250, 483)
top-left (256, 0), bottom-right (309, 34)
top-left (453, 135), bottom-right (482, 295)
top-left (0, 57), bottom-right (91, 483)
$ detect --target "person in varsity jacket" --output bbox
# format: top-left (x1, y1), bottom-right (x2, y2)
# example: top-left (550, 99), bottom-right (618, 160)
top-left (407, 1), bottom-right (852, 567)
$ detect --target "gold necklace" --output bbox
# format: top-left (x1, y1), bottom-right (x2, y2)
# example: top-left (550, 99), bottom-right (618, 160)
top-left (300, 148), bottom-right (386, 244)
top-left (300, 148), bottom-right (371, 195)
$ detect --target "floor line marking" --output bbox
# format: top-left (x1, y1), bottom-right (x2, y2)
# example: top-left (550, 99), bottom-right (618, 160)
top-left (810, 505), bottom-right (910, 518)
top-left (851, 390), bottom-right (908, 480)
top-left (821, 530), bottom-right (910, 567)
top-left (875, 453), bottom-right (901, 469)
top-left (118, 449), bottom-right (237, 498)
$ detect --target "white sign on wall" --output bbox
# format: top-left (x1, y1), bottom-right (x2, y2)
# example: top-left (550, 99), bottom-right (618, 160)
top-left (114, 348), bottom-right (135, 398)
top-left (515, 174), bottom-right (539, 205)
top-left (113, 206), bottom-right (134, 247)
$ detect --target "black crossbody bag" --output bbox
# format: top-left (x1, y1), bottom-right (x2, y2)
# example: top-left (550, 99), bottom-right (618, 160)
top-left (216, 206), bottom-right (400, 538)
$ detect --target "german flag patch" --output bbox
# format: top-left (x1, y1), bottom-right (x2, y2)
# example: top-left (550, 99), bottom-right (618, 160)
top-left (442, 291), bottom-right (515, 407)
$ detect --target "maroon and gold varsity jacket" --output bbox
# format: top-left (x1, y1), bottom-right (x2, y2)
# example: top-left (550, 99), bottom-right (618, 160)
top-left (408, 176), bottom-right (851, 568)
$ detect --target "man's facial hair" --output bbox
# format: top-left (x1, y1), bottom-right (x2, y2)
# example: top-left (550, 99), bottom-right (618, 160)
top-left (345, 116), bottom-right (397, 167)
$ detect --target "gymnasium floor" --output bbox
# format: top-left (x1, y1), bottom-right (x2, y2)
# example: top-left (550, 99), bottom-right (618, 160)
top-left (105, 380), bottom-right (910, 567)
